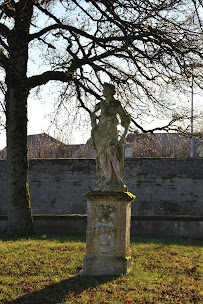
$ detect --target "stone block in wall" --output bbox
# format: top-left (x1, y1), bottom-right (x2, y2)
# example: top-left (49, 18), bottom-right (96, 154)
top-left (0, 158), bottom-right (202, 216)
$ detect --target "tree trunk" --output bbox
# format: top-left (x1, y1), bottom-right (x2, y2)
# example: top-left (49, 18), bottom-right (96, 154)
top-left (5, 0), bottom-right (34, 235)
top-left (6, 85), bottom-right (33, 235)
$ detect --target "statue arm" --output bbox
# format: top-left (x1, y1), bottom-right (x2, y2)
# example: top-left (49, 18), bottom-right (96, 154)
top-left (91, 102), bottom-right (101, 127)
top-left (117, 104), bottom-right (130, 143)
top-left (91, 102), bottom-right (102, 149)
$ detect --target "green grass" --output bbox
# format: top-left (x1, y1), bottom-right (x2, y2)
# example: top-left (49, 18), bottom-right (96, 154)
top-left (0, 234), bottom-right (202, 303)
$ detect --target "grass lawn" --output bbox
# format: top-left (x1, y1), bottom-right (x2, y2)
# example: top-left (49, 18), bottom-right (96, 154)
top-left (0, 234), bottom-right (202, 303)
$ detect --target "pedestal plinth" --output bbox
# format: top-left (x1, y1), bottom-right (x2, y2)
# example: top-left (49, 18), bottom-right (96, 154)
top-left (81, 191), bottom-right (135, 276)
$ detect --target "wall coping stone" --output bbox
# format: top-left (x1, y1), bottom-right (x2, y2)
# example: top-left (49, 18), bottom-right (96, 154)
top-left (1, 215), bottom-right (203, 221)
top-left (84, 191), bottom-right (136, 201)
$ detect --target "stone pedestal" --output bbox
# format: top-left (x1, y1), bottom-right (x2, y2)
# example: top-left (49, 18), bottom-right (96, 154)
top-left (80, 191), bottom-right (135, 276)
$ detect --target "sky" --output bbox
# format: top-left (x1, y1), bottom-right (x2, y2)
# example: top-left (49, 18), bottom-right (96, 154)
top-left (0, 1), bottom-right (91, 150)
top-left (0, 90), bottom-right (202, 151)
top-left (0, 1), bottom-right (202, 150)
top-left (0, 75), bottom-right (202, 150)
top-left (0, 87), bottom-right (91, 150)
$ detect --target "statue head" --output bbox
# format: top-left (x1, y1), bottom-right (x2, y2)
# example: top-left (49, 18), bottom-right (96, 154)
top-left (102, 83), bottom-right (116, 98)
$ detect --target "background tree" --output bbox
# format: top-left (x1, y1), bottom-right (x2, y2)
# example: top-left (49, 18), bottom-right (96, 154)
top-left (0, 80), bottom-right (5, 131)
top-left (0, 0), bottom-right (202, 234)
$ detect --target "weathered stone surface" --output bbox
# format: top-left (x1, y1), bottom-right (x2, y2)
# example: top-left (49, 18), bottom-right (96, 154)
top-left (80, 191), bottom-right (135, 276)
top-left (0, 158), bottom-right (202, 216)
top-left (90, 82), bottom-right (130, 192)
top-left (1, 215), bottom-right (202, 240)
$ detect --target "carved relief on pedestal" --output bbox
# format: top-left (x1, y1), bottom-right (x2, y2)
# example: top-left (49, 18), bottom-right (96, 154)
top-left (95, 205), bottom-right (116, 255)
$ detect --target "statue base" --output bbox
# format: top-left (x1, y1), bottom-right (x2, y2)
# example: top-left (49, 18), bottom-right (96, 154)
top-left (90, 181), bottom-right (128, 193)
top-left (80, 191), bottom-right (135, 276)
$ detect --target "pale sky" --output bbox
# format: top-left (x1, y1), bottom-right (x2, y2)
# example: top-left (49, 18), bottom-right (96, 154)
top-left (1, 77), bottom-right (203, 151)
top-left (0, 2), bottom-right (202, 150)
top-left (0, 92), bottom-right (91, 150)
top-left (0, 73), bottom-right (94, 150)
top-left (0, 86), bottom-right (202, 150)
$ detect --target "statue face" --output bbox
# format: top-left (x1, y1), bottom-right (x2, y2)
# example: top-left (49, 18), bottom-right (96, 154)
top-left (103, 84), bottom-right (116, 98)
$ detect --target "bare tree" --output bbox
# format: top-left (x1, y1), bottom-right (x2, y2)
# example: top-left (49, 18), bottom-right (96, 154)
top-left (0, 0), bottom-right (202, 234)
top-left (129, 132), bottom-right (203, 158)
top-left (0, 79), bottom-right (6, 131)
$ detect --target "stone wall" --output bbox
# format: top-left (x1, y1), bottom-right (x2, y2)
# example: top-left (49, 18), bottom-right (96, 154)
top-left (0, 215), bottom-right (202, 240)
top-left (0, 158), bottom-right (202, 216)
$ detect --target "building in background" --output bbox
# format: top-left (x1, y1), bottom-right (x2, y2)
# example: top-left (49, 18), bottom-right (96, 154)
top-left (0, 132), bottom-right (202, 159)
top-left (0, 133), bottom-right (83, 159)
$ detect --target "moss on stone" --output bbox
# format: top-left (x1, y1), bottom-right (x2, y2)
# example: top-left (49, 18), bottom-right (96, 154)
top-left (84, 191), bottom-right (135, 201)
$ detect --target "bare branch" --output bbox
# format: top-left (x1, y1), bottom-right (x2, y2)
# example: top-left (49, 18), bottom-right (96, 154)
top-left (34, 2), bottom-right (62, 24)
top-left (27, 71), bottom-right (73, 89)
top-left (0, 49), bottom-right (8, 68)
top-left (74, 79), bottom-right (92, 115)
top-left (0, 37), bottom-right (9, 51)
top-left (0, 23), bottom-right (10, 38)
top-left (29, 23), bottom-right (125, 44)
top-left (131, 116), bottom-right (186, 134)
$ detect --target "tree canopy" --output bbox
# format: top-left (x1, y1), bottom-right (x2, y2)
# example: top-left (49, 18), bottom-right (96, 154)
top-left (0, 0), bottom-right (203, 133)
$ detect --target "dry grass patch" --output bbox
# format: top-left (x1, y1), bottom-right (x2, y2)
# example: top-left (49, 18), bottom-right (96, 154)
top-left (0, 235), bottom-right (202, 303)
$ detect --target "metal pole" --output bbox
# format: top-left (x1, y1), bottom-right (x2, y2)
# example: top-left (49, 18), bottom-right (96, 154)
top-left (190, 73), bottom-right (194, 157)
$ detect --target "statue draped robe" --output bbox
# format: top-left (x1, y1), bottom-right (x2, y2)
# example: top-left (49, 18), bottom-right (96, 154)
top-left (91, 98), bottom-right (130, 192)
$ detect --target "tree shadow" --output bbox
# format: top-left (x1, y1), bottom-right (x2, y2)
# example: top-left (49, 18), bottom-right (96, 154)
top-left (131, 236), bottom-right (203, 247)
top-left (6, 274), bottom-right (115, 304)
top-left (0, 233), bottom-right (86, 242)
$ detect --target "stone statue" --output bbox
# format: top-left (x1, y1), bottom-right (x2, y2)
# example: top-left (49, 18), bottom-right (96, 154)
top-left (91, 83), bottom-right (130, 192)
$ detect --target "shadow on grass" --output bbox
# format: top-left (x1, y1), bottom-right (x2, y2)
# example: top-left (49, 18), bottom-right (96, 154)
top-left (6, 274), bottom-right (115, 304)
top-left (0, 233), bottom-right (86, 242)
top-left (131, 237), bottom-right (203, 247)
